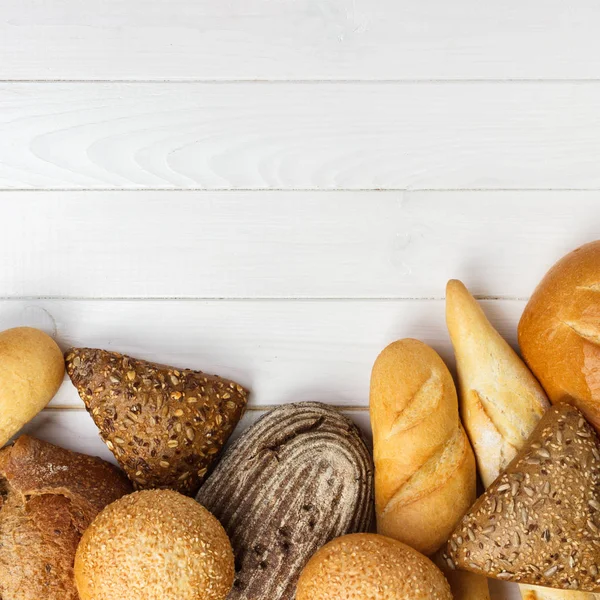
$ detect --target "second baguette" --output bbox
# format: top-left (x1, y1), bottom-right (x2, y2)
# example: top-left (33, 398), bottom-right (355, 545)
top-left (370, 338), bottom-right (476, 556)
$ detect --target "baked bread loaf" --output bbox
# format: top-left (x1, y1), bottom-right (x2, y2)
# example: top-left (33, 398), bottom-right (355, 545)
top-left (445, 403), bottom-right (600, 591)
top-left (519, 241), bottom-right (600, 431)
top-left (65, 347), bottom-right (248, 494)
top-left (196, 402), bottom-right (373, 600)
top-left (447, 281), bottom-right (591, 600)
top-left (446, 279), bottom-right (549, 488)
top-left (0, 327), bottom-right (64, 447)
top-left (445, 280), bottom-right (594, 600)
top-left (0, 435), bottom-right (132, 600)
top-left (295, 533), bottom-right (452, 600)
top-left (370, 338), bottom-right (476, 556)
top-left (75, 489), bottom-right (233, 600)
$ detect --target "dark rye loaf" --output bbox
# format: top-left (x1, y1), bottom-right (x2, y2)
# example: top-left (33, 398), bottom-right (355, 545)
top-left (0, 436), bottom-right (132, 600)
top-left (196, 402), bottom-right (374, 600)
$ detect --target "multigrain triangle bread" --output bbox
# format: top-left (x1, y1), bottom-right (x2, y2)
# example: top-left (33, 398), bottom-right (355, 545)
top-left (370, 339), bottom-right (476, 557)
top-left (445, 281), bottom-right (595, 600)
top-left (66, 347), bottom-right (248, 495)
top-left (0, 435), bottom-right (132, 600)
top-left (446, 279), bottom-right (549, 489)
top-left (445, 403), bottom-right (600, 591)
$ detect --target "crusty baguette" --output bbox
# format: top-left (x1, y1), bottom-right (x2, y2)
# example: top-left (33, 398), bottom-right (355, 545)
top-left (370, 338), bottom-right (476, 556)
top-left (446, 279), bottom-right (549, 488)
top-left (446, 280), bottom-right (597, 600)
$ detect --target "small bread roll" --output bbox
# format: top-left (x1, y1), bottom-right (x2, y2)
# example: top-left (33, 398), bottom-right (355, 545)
top-left (296, 533), bottom-right (452, 600)
top-left (0, 327), bottom-right (64, 447)
top-left (75, 489), bottom-right (234, 600)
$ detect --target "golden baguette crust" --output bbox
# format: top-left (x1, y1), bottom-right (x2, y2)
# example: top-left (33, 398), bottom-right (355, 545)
top-left (446, 279), bottom-right (549, 488)
top-left (296, 534), bottom-right (452, 600)
top-left (519, 241), bottom-right (600, 431)
top-left (370, 338), bottom-right (476, 556)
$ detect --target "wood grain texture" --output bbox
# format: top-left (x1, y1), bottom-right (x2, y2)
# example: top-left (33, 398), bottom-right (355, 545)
top-left (1, 191), bottom-right (598, 298)
top-left (3, 83), bottom-right (600, 189)
top-left (0, 298), bottom-right (525, 408)
top-left (2, 0), bottom-right (600, 81)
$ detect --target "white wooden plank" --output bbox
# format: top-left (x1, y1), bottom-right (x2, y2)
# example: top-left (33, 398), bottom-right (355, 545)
top-left (2, 83), bottom-right (600, 190)
top-left (2, 0), bottom-right (600, 81)
top-left (0, 192), bottom-right (598, 298)
top-left (0, 298), bottom-right (525, 408)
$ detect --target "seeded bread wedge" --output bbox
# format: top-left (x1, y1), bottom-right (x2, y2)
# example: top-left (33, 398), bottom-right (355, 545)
top-left (65, 348), bottom-right (248, 495)
top-left (445, 403), bottom-right (600, 591)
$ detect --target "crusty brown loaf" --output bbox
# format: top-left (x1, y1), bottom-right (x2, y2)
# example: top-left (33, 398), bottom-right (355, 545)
top-left (196, 402), bottom-right (374, 600)
top-left (0, 327), bottom-right (64, 447)
top-left (65, 347), bottom-right (248, 495)
top-left (446, 404), bottom-right (600, 591)
top-left (370, 339), bottom-right (476, 556)
top-left (519, 241), bottom-right (600, 431)
top-left (0, 435), bottom-right (132, 600)
top-left (75, 489), bottom-right (234, 600)
top-left (295, 533), bottom-right (452, 600)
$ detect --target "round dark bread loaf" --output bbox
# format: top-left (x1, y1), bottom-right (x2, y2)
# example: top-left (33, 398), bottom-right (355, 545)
top-left (196, 402), bottom-right (374, 600)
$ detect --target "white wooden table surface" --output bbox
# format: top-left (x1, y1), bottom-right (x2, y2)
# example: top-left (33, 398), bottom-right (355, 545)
top-left (5, 2), bottom-right (600, 598)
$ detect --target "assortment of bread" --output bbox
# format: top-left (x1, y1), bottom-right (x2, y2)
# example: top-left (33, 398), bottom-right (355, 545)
top-left (2, 240), bottom-right (600, 599)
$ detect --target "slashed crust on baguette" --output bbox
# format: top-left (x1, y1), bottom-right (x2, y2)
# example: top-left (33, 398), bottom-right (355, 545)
top-left (371, 338), bottom-right (476, 556)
